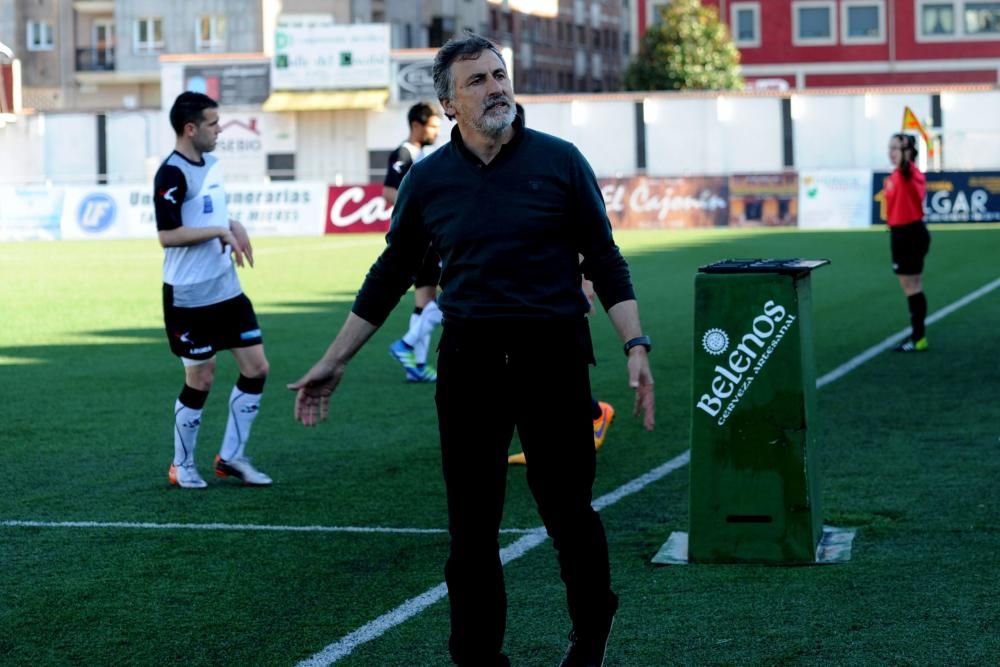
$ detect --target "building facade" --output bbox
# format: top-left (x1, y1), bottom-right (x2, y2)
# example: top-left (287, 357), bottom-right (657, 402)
top-left (695, 0), bottom-right (1000, 89)
top-left (0, 0), bottom-right (494, 112)
top-left (483, 0), bottom-right (630, 93)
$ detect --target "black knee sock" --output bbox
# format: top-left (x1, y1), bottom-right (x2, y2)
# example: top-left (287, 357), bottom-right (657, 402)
top-left (591, 399), bottom-right (602, 421)
top-left (908, 292), bottom-right (927, 341)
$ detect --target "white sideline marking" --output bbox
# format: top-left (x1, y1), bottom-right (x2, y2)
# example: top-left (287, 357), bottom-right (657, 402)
top-left (0, 520), bottom-right (535, 535)
top-left (816, 275), bottom-right (1000, 388)
top-left (296, 452), bottom-right (692, 667)
top-left (297, 529), bottom-right (553, 667)
top-left (299, 274), bottom-right (1000, 666)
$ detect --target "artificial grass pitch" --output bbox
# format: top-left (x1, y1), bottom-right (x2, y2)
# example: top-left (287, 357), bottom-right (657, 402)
top-left (1, 228), bottom-right (998, 665)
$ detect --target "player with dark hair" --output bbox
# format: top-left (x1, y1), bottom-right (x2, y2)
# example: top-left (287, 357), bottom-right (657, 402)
top-left (154, 91), bottom-right (272, 488)
top-left (885, 132), bottom-right (930, 352)
top-left (384, 102), bottom-right (444, 382)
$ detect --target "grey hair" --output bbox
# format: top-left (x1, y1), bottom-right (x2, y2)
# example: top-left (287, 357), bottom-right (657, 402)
top-left (432, 32), bottom-right (507, 116)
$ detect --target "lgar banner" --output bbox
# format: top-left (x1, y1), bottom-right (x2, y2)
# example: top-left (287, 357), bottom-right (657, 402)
top-left (872, 170), bottom-right (1000, 224)
top-left (60, 183), bottom-right (326, 240)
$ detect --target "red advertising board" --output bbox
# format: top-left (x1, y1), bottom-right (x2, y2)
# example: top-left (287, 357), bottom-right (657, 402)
top-left (325, 184), bottom-right (392, 234)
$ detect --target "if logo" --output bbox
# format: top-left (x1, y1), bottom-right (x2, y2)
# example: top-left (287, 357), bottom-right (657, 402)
top-left (77, 193), bottom-right (116, 233)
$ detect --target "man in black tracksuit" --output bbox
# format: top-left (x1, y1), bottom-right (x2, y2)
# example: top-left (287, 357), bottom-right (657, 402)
top-left (290, 33), bottom-right (655, 667)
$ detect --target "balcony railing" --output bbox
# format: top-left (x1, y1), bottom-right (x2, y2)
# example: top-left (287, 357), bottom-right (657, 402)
top-left (76, 47), bottom-right (115, 72)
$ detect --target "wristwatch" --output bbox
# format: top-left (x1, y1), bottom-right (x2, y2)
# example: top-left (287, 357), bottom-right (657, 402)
top-left (623, 335), bottom-right (652, 356)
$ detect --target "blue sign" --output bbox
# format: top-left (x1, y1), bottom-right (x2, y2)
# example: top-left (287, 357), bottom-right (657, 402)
top-left (77, 192), bottom-right (117, 233)
top-left (872, 170), bottom-right (1000, 224)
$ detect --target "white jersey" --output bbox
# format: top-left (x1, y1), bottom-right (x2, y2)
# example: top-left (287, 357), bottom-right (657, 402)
top-left (153, 151), bottom-right (241, 307)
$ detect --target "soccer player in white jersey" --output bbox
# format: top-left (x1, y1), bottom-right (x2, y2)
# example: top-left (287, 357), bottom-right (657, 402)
top-left (154, 91), bottom-right (272, 489)
top-left (384, 102), bottom-right (444, 382)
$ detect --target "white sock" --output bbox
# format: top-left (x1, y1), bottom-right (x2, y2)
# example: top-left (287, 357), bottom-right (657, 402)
top-left (402, 312), bottom-right (421, 348)
top-left (413, 300), bottom-right (443, 365)
top-left (219, 387), bottom-right (262, 461)
top-left (173, 401), bottom-right (202, 466)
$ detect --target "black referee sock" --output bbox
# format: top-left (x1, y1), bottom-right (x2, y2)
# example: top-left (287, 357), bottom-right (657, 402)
top-left (908, 292), bottom-right (927, 341)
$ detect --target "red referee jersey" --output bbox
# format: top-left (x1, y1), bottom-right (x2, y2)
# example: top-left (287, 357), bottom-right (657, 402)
top-left (884, 166), bottom-right (926, 227)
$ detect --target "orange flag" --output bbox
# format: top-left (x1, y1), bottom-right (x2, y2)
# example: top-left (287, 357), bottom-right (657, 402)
top-left (902, 106), bottom-right (935, 158)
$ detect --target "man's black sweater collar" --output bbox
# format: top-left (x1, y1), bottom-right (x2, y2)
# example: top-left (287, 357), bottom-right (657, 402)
top-left (449, 113), bottom-right (526, 169)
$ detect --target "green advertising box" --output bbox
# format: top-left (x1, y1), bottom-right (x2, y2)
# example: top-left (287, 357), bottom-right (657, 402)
top-left (689, 259), bottom-right (828, 563)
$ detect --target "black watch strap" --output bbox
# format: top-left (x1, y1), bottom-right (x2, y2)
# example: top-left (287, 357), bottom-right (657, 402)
top-left (624, 335), bottom-right (652, 356)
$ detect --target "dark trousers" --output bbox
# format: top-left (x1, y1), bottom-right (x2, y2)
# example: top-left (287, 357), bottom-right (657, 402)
top-left (435, 320), bottom-right (616, 664)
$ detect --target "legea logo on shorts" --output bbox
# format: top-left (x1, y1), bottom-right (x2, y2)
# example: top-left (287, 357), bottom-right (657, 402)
top-left (77, 193), bottom-right (117, 233)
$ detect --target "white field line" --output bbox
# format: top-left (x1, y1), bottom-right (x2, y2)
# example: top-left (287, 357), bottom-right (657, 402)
top-left (816, 275), bottom-right (1000, 388)
top-left (296, 454), bottom-right (693, 667)
top-left (296, 274), bottom-right (1000, 666)
top-left (0, 520), bottom-right (536, 535)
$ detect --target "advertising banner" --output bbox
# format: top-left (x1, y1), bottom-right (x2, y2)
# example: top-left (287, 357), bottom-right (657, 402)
top-left (60, 186), bottom-right (154, 240)
top-left (689, 262), bottom-right (824, 563)
top-left (798, 170), bottom-right (872, 229)
top-left (0, 185), bottom-right (64, 240)
top-left (600, 176), bottom-right (729, 229)
top-left (325, 184), bottom-right (392, 234)
top-left (272, 18), bottom-right (390, 91)
top-left (184, 63), bottom-right (270, 106)
top-left (226, 182), bottom-right (327, 236)
top-left (215, 112), bottom-right (297, 182)
top-left (60, 182), bottom-right (326, 240)
top-left (728, 173), bottom-right (797, 227)
top-left (393, 57), bottom-right (436, 102)
top-left (872, 170), bottom-right (1000, 224)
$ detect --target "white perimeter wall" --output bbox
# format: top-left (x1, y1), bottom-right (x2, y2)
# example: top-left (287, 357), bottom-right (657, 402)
top-left (1, 89), bottom-right (998, 184)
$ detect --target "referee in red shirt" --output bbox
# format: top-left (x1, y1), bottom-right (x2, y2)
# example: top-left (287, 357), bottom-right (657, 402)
top-left (885, 132), bottom-right (931, 352)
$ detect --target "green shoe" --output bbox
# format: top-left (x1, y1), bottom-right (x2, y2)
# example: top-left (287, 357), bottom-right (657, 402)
top-left (895, 337), bottom-right (929, 352)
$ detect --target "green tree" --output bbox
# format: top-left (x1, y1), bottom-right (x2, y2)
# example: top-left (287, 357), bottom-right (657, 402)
top-left (624, 0), bottom-right (744, 91)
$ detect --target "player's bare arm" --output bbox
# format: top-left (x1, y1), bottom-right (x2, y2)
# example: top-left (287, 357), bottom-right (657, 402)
top-left (228, 219), bottom-right (254, 268)
top-left (158, 225), bottom-right (248, 267)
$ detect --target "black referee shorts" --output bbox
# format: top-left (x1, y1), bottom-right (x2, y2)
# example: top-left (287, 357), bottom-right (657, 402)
top-left (890, 221), bottom-right (931, 275)
top-left (162, 287), bottom-right (263, 362)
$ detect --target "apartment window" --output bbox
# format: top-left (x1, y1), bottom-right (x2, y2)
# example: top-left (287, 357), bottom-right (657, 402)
top-left (792, 1), bottom-right (837, 45)
top-left (917, 1), bottom-right (1000, 39)
top-left (134, 17), bottom-right (164, 54)
top-left (965, 2), bottom-right (1000, 33)
top-left (731, 2), bottom-right (761, 47)
top-left (196, 15), bottom-right (226, 52)
top-left (842, 1), bottom-right (885, 43)
top-left (920, 2), bottom-right (956, 35)
top-left (26, 20), bottom-right (54, 51)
